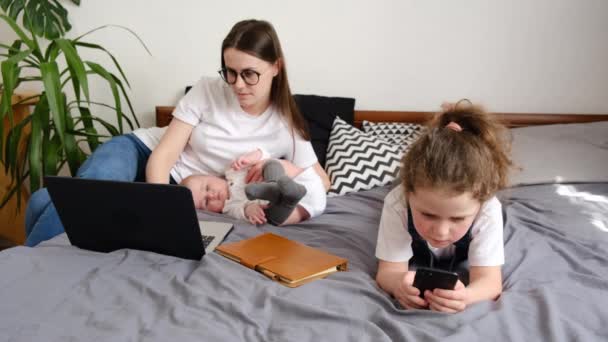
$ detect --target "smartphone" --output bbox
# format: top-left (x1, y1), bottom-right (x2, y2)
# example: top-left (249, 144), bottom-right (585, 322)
top-left (413, 267), bottom-right (459, 298)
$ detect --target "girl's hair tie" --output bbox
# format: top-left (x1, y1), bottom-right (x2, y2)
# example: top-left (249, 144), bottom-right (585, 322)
top-left (445, 121), bottom-right (463, 132)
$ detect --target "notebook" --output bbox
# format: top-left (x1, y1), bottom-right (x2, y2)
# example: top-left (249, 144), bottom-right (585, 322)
top-left (45, 176), bottom-right (233, 260)
top-left (215, 233), bottom-right (348, 287)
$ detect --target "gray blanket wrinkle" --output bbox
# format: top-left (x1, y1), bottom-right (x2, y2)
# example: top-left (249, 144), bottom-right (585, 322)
top-left (1, 183), bottom-right (607, 341)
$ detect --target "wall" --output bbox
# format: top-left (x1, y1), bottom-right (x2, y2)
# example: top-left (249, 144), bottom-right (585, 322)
top-left (1, 0), bottom-right (607, 129)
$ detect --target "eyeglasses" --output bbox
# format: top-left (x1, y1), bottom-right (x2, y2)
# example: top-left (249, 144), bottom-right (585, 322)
top-left (218, 68), bottom-right (263, 86)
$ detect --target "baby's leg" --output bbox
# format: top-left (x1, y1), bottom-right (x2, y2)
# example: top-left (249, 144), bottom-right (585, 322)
top-left (244, 160), bottom-right (284, 203)
top-left (264, 177), bottom-right (307, 225)
top-left (278, 206), bottom-right (310, 226)
top-left (289, 167), bottom-right (327, 220)
top-left (261, 159), bottom-right (284, 182)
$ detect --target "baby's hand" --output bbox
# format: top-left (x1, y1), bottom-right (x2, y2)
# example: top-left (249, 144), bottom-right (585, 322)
top-left (245, 203), bottom-right (268, 225)
top-left (425, 280), bottom-right (467, 313)
top-left (394, 271), bottom-right (429, 310)
top-left (232, 149), bottom-right (262, 171)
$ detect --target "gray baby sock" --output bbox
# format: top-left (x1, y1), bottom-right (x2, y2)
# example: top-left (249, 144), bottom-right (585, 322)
top-left (245, 182), bottom-right (280, 204)
top-left (244, 160), bottom-right (285, 204)
top-left (262, 159), bottom-right (285, 182)
top-left (265, 176), bottom-right (307, 226)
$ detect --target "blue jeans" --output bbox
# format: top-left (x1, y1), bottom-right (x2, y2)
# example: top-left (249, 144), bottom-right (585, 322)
top-left (24, 134), bottom-right (152, 246)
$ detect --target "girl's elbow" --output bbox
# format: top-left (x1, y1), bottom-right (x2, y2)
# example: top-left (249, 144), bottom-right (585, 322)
top-left (491, 284), bottom-right (503, 301)
top-left (375, 270), bottom-right (393, 294)
top-left (375, 272), bottom-right (382, 285)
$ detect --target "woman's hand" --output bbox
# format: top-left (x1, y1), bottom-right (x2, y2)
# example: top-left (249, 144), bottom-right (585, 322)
top-left (425, 280), bottom-right (468, 313)
top-left (244, 203), bottom-right (267, 224)
top-left (394, 271), bottom-right (429, 310)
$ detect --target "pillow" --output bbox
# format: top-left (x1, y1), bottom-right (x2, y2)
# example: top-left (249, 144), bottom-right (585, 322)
top-left (510, 121), bottom-right (608, 186)
top-left (325, 117), bottom-right (402, 196)
top-left (362, 120), bottom-right (423, 156)
top-left (294, 94), bottom-right (356, 167)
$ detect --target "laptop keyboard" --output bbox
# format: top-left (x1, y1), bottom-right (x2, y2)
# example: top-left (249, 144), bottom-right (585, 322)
top-left (202, 235), bottom-right (215, 250)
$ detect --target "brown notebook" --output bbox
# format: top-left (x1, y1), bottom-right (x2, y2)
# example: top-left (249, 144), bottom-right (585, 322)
top-left (215, 233), bottom-right (348, 287)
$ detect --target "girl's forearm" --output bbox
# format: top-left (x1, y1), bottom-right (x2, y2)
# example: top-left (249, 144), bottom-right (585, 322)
top-left (464, 268), bottom-right (503, 305)
top-left (376, 269), bottom-right (407, 296)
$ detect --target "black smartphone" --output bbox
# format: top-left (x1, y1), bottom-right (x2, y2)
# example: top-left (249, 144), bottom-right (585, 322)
top-left (413, 267), bottom-right (459, 297)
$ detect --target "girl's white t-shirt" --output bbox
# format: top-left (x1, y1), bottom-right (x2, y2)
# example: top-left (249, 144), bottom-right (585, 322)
top-left (375, 185), bottom-right (505, 267)
top-left (133, 77), bottom-right (318, 183)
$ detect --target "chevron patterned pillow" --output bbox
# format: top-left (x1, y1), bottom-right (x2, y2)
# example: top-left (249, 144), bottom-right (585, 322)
top-left (361, 121), bottom-right (423, 156)
top-left (325, 117), bottom-right (402, 197)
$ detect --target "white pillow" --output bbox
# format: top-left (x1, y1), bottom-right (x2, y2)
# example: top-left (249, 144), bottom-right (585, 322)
top-left (510, 121), bottom-right (608, 186)
top-left (325, 117), bottom-right (402, 196)
top-left (361, 120), bottom-right (423, 156)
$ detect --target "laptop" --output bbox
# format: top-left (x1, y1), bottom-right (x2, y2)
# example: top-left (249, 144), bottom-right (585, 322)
top-left (45, 176), bottom-right (233, 260)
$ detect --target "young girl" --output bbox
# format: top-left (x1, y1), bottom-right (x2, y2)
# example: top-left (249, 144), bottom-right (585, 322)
top-left (375, 102), bottom-right (512, 313)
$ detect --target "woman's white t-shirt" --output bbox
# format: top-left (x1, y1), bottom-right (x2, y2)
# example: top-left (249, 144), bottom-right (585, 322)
top-left (134, 77), bottom-right (318, 183)
top-left (375, 185), bottom-right (505, 267)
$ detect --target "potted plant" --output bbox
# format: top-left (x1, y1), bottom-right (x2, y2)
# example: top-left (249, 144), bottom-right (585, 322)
top-left (0, 0), bottom-right (149, 208)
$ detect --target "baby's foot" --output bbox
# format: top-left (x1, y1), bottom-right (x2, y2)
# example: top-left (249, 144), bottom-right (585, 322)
top-left (278, 176), bottom-right (307, 205)
top-left (245, 182), bottom-right (280, 204)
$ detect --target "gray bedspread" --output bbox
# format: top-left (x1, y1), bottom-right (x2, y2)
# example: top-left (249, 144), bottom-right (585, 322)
top-left (1, 183), bottom-right (607, 341)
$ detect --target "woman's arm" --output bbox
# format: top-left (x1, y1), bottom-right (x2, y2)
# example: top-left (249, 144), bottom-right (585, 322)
top-left (146, 118), bottom-right (194, 183)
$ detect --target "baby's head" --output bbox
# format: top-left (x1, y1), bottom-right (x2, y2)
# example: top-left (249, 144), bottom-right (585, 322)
top-left (400, 101), bottom-right (513, 247)
top-left (181, 174), bottom-right (230, 213)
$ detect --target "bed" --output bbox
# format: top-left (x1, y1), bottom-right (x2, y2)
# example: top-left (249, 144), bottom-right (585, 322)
top-left (1, 100), bottom-right (607, 341)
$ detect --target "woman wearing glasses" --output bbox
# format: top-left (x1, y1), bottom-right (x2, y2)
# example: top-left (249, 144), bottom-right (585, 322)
top-left (24, 19), bottom-right (329, 246)
top-left (143, 19), bottom-right (328, 224)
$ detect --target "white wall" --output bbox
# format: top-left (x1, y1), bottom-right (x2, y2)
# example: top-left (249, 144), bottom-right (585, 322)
top-left (2, 0), bottom-right (607, 129)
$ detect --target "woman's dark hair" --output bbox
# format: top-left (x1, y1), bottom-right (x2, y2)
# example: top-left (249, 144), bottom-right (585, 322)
top-left (221, 19), bottom-right (309, 140)
top-left (401, 101), bottom-right (513, 202)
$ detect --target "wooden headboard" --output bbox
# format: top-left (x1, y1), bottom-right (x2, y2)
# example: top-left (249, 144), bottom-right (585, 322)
top-left (155, 106), bottom-right (608, 128)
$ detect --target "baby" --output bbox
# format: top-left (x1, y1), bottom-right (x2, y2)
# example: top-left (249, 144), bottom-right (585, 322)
top-left (181, 149), bottom-right (307, 225)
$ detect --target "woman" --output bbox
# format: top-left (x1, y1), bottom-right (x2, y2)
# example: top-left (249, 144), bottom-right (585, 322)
top-left (25, 19), bottom-right (329, 246)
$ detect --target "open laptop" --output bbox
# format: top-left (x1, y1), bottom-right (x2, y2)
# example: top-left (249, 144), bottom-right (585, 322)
top-left (45, 176), bottom-right (233, 260)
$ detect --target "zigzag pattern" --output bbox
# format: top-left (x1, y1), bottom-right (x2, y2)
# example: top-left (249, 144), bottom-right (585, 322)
top-left (326, 118), bottom-right (402, 196)
top-left (362, 120), bottom-right (423, 155)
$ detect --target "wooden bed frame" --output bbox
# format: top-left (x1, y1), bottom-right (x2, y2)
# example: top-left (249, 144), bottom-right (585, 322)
top-left (155, 106), bottom-right (608, 128)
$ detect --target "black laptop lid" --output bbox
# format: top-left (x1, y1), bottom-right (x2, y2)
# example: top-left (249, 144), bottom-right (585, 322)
top-left (45, 176), bottom-right (205, 260)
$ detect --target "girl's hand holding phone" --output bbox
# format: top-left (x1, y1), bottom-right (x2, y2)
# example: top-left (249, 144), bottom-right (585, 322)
top-left (425, 280), bottom-right (468, 313)
top-left (394, 271), bottom-right (429, 310)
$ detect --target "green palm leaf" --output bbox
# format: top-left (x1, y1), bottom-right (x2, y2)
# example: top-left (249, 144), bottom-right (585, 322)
top-left (1, 0), bottom-right (75, 39)
top-left (0, 14), bottom-right (35, 50)
top-left (56, 38), bottom-right (89, 101)
top-left (4, 113), bottom-right (31, 177)
top-left (0, 60), bottom-right (20, 163)
top-left (75, 106), bottom-right (99, 151)
top-left (1, 0), bottom-right (147, 209)
top-left (85, 61), bottom-right (124, 133)
top-left (27, 93), bottom-right (46, 191)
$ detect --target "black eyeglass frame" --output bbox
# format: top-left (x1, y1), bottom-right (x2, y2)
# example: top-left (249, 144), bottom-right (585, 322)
top-left (217, 68), bottom-right (263, 86)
